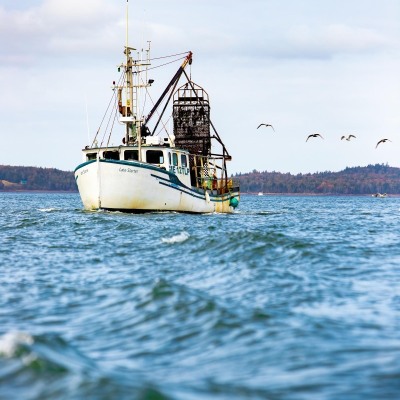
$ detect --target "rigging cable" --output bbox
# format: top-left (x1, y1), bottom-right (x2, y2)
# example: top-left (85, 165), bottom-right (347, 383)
top-left (140, 80), bottom-right (148, 119)
top-left (145, 56), bottom-right (187, 72)
top-left (91, 72), bottom-right (125, 147)
top-left (141, 75), bottom-right (174, 140)
top-left (155, 115), bottom-right (172, 137)
top-left (100, 86), bottom-right (121, 147)
top-left (105, 104), bottom-right (120, 150)
top-left (149, 51), bottom-right (189, 61)
top-left (90, 52), bottom-right (188, 147)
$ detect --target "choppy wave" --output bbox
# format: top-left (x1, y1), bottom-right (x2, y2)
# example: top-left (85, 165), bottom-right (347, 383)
top-left (161, 231), bottom-right (190, 244)
top-left (1, 193), bottom-right (400, 399)
top-left (0, 331), bottom-right (34, 358)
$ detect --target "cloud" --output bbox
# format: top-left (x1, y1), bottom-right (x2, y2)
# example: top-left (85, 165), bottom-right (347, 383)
top-left (143, 20), bottom-right (396, 64)
top-left (40, 0), bottom-right (118, 26)
top-left (0, 1), bottom-right (122, 65)
top-left (225, 23), bottom-right (396, 63)
top-left (1, 0), bottom-right (396, 70)
top-left (285, 24), bottom-right (393, 59)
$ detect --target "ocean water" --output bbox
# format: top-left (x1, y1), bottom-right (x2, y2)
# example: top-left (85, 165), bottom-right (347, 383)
top-left (1, 192), bottom-right (400, 400)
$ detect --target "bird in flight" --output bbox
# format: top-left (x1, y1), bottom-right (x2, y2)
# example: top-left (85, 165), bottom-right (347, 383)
top-left (375, 138), bottom-right (392, 148)
top-left (341, 135), bottom-right (356, 141)
top-left (306, 133), bottom-right (323, 142)
top-left (257, 123), bottom-right (275, 131)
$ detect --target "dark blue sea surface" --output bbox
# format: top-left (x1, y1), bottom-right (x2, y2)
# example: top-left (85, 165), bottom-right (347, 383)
top-left (1, 192), bottom-right (400, 399)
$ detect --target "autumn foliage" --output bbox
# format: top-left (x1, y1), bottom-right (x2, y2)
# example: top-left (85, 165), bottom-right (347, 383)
top-left (234, 164), bottom-right (400, 195)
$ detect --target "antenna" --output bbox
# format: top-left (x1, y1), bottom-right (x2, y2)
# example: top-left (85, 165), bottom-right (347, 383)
top-left (126, 0), bottom-right (129, 52)
top-left (85, 93), bottom-right (91, 143)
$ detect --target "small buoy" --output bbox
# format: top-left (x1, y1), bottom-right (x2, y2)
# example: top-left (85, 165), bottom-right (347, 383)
top-left (229, 197), bottom-right (239, 208)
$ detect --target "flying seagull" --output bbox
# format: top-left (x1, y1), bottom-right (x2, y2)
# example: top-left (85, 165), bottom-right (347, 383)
top-left (341, 135), bottom-right (356, 141)
top-left (306, 133), bottom-right (324, 142)
top-left (376, 138), bottom-right (392, 148)
top-left (257, 123), bottom-right (275, 131)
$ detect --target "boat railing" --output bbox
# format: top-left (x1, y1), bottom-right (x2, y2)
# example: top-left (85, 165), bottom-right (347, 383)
top-left (189, 157), bottom-right (224, 193)
top-left (188, 154), bottom-right (239, 194)
top-left (198, 176), bottom-right (239, 193)
top-left (229, 179), bottom-right (240, 193)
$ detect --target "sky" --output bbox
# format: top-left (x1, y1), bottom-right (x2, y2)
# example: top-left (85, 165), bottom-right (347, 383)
top-left (0, 0), bottom-right (399, 174)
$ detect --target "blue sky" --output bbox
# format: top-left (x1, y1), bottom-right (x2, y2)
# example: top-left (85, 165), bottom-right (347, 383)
top-left (0, 0), bottom-right (399, 174)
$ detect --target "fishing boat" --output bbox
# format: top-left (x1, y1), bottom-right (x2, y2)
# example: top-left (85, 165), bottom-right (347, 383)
top-left (74, 33), bottom-right (240, 213)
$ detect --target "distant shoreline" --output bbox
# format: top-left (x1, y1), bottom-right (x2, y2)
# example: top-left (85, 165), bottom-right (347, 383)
top-left (0, 190), bottom-right (78, 194)
top-left (2, 190), bottom-right (398, 197)
top-left (243, 192), bottom-right (400, 197)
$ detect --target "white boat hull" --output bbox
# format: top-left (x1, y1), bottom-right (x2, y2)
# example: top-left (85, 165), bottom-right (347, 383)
top-left (75, 159), bottom-right (239, 213)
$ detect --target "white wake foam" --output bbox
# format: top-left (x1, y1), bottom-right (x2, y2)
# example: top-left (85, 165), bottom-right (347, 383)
top-left (0, 331), bottom-right (34, 357)
top-left (161, 231), bottom-right (190, 244)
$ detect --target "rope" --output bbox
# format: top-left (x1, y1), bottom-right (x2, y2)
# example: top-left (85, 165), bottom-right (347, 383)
top-left (105, 106), bottom-right (119, 149)
top-left (90, 51), bottom-right (189, 148)
top-left (155, 115), bottom-right (172, 137)
top-left (145, 56), bottom-right (186, 72)
top-left (141, 85), bottom-right (147, 118)
top-left (149, 51), bottom-right (189, 61)
top-left (91, 72), bottom-right (125, 147)
top-left (101, 89), bottom-right (120, 147)
top-left (140, 75), bottom-right (172, 140)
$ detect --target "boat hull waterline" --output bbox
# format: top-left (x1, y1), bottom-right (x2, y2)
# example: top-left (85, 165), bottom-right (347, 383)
top-left (75, 159), bottom-right (240, 213)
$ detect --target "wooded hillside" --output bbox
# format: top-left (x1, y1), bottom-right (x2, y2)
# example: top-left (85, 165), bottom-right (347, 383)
top-left (234, 164), bottom-right (400, 195)
top-left (0, 165), bottom-right (77, 191)
top-left (1, 163), bottom-right (399, 194)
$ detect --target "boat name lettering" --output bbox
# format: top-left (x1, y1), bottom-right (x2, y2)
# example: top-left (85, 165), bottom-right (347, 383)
top-left (169, 166), bottom-right (189, 175)
top-left (80, 168), bottom-right (89, 175)
top-left (119, 167), bottom-right (138, 173)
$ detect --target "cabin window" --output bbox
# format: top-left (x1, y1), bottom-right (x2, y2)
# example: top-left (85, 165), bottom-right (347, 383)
top-left (181, 154), bottom-right (187, 167)
top-left (124, 150), bottom-right (138, 161)
top-left (172, 153), bottom-right (178, 166)
top-left (86, 153), bottom-right (97, 161)
top-left (168, 153), bottom-right (171, 165)
top-left (146, 150), bottom-right (164, 164)
top-left (103, 151), bottom-right (120, 160)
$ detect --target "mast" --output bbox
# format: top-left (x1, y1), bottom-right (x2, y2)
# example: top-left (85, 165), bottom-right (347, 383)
top-left (118, 0), bottom-right (151, 161)
top-left (125, 0), bottom-right (131, 146)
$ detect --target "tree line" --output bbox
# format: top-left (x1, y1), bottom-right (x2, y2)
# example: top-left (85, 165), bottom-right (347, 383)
top-left (0, 165), bottom-right (77, 191)
top-left (234, 164), bottom-right (400, 195)
top-left (1, 163), bottom-right (400, 194)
